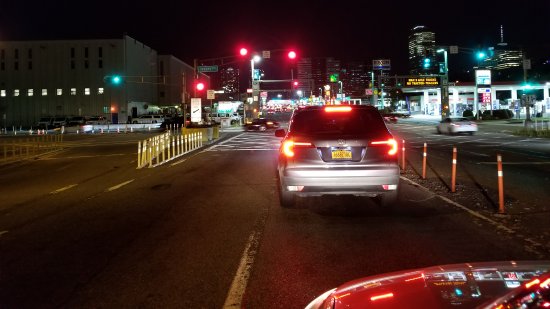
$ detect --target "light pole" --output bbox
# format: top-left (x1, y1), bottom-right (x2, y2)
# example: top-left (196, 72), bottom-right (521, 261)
top-left (437, 48), bottom-right (450, 119)
top-left (338, 81), bottom-right (343, 102)
top-left (250, 55), bottom-right (261, 119)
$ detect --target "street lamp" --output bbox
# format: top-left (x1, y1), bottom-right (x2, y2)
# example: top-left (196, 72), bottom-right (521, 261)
top-left (437, 48), bottom-right (450, 119)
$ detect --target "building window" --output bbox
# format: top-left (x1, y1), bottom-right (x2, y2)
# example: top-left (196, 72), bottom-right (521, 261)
top-left (28, 49), bottom-right (32, 59)
top-left (1, 49), bottom-right (4, 59)
top-left (71, 47), bottom-right (75, 58)
top-left (14, 49), bottom-right (19, 59)
top-left (84, 47), bottom-right (89, 58)
top-left (84, 88), bottom-right (90, 95)
top-left (57, 89), bottom-right (62, 95)
top-left (71, 60), bottom-right (75, 69)
top-left (28, 62), bottom-right (32, 70)
top-left (28, 89), bottom-right (33, 96)
top-left (98, 59), bottom-right (103, 68)
top-left (14, 89), bottom-right (20, 96)
top-left (1, 62), bottom-right (4, 70)
top-left (42, 89), bottom-right (47, 96)
top-left (1, 90), bottom-right (5, 97)
top-left (14, 62), bottom-right (18, 70)
top-left (70, 88), bottom-right (76, 95)
top-left (98, 47), bottom-right (103, 57)
top-left (84, 60), bottom-right (89, 69)
top-left (98, 87), bottom-right (104, 94)
top-left (160, 91), bottom-right (165, 98)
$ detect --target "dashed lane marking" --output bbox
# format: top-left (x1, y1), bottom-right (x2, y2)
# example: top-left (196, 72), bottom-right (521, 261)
top-left (105, 179), bottom-right (135, 192)
top-left (50, 184), bottom-right (78, 194)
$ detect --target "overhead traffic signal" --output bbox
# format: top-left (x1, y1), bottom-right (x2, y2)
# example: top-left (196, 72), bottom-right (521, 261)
top-left (423, 58), bottom-right (431, 69)
top-left (329, 74), bottom-right (339, 82)
top-left (239, 47), bottom-right (248, 57)
top-left (293, 80), bottom-right (299, 87)
top-left (288, 50), bottom-right (297, 59)
top-left (105, 74), bottom-right (123, 85)
top-left (196, 82), bottom-right (205, 91)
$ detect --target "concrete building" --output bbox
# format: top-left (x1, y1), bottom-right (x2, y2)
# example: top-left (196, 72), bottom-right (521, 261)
top-left (0, 35), bottom-right (207, 127)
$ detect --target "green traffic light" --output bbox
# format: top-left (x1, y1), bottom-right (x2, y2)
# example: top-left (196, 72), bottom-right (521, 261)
top-left (111, 75), bottom-right (122, 85)
top-left (476, 52), bottom-right (486, 59)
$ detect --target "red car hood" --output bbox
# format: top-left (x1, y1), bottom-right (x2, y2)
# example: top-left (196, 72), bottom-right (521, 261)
top-left (306, 260), bottom-right (550, 309)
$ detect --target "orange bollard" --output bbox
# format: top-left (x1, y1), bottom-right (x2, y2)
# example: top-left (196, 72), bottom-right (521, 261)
top-left (497, 154), bottom-right (505, 214)
top-left (422, 143), bottom-right (427, 179)
top-left (401, 140), bottom-right (406, 171)
top-left (451, 147), bottom-right (457, 192)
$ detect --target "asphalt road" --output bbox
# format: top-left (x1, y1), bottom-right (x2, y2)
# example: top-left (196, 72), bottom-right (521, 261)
top-left (0, 127), bottom-right (548, 308)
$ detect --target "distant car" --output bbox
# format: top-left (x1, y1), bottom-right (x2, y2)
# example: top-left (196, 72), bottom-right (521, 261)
top-left (383, 114), bottom-right (398, 123)
top-left (436, 117), bottom-right (478, 135)
top-left (36, 117), bottom-right (54, 129)
top-left (132, 115), bottom-right (164, 124)
top-left (86, 116), bottom-right (110, 125)
top-left (52, 116), bottom-right (68, 128)
top-left (67, 116), bottom-right (88, 126)
top-left (274, 105), bottom-right (400, 208)
top-left (244, 118), bottom-right (280, 131)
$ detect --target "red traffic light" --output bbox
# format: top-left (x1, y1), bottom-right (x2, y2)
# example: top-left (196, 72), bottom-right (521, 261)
top-left (288, 51), bottom-right (297, 59)
top-left (293, 81), bottom-right (298, 87)
top-left (239, 48), bottom-right (248, 56)
top-left (196, 82), bottom-right (205, 91)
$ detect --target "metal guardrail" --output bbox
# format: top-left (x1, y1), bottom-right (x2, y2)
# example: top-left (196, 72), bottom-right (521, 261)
top-left (1, 134), bottom-right (64, 163)
top-left (137, 131), bottom-right (203, 169)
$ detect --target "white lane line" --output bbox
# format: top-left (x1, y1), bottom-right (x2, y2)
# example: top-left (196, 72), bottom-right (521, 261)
top-left (477, 161), bottom-right (550, 165)
top-left (50, 184), bottom-right (78, 194)
top-left (223, 209), bottom-right (267, 308)
top-left (105, 179), bottom-right (135, 192)
top-left (461, 151), bottom-right (490, 157)
top-left (0, 231), bottom-right (8, 237)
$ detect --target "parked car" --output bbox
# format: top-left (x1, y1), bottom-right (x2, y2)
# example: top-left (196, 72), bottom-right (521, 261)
top-left (244, 118), bottom-right (280, 131)
top-left (274, 105), bottom-right (400, 208)
top-left (51, 116), bottom-right (68, 128)
top-left (36, 117), bottom-right (54, 129)
top-left (436, 117), bottom-right (478, 135)
top-left (86, 116), bottom-right (110, 125)
top-left (67, 116), bottom-right (88, 126)
top-left (132, 114), bottom-right (164, 124)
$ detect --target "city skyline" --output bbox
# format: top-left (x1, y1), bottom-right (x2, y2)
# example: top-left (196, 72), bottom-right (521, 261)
top-left (1, 1), bottom-right (548, 77)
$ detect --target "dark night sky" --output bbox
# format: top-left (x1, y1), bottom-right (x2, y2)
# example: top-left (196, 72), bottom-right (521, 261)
top-left (1, 0), bottom-right (548, 78)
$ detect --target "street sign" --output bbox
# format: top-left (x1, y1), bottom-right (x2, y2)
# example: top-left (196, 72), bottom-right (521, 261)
top-left (207, 90), bottom-right (215, 100)
top-left (190, 98), bottom-right (202, 122)
top-left (262, 50), bottom-right (271, 59)
top-left (197, 65), bottom-right (218, 72)
top-left (373, 59), bottom-right (391, 70)
top-left (476, 70), bottom-right (491, 85)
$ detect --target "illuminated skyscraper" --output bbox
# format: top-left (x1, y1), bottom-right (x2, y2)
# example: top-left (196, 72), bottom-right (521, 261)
top-left (408, 25), bottom-right (437, 75)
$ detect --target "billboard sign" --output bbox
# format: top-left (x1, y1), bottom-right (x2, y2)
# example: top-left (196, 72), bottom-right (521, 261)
top-left (405, 77), bottom-right (440, 87)
top-left (191, 98), bottom-right (202, 122)
top-left (476, 70), bottom-right (491, 86)
top-left (373, 59), bottom-right (391, 70)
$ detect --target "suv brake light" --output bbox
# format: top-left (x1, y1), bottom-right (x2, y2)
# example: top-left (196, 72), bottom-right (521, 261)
top-left (324, 106), bottom-right (352, 113)
top-left (370, 138), bottom-right (398, 155)
top-left (282, 140), bottom-right (314, 157)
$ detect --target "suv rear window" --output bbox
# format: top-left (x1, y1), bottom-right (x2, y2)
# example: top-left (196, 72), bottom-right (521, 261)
top-left (290, 108), bottom-right (387, 136)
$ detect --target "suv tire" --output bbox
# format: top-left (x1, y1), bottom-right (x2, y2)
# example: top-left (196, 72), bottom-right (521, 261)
top-left (379, 191), bottom-right (397, 208)
top-left (278, 180), bottom-right (295, 208)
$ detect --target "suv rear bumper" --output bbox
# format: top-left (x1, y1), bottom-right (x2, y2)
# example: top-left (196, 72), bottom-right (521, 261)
top-left (280, 165), bottom-right (400, 197)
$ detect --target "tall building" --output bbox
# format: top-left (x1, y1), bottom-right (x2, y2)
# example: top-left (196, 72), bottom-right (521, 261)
top-left (296, 57), bottom-right (341, 98)
top-left (340, 60), bottom-right (370, 97)
top-left (477, 26), bottom-right (524, 79)
top-left (408, 25), bottom-right (438, 75)
top-left (219, 66), bottom-right (240, 100)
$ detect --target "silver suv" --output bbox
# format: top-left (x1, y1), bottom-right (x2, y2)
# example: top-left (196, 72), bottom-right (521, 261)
top-left (275, 105), bottom-right (400, 208)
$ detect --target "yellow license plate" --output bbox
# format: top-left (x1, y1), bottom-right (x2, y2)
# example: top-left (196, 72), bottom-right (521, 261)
top-left (332, 150), bottom-right (352, 159)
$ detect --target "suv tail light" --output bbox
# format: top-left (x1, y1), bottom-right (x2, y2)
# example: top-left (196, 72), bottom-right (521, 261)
top-left (370, 138), bottom-right (398, 156)
top-left (282, 140), bottom-right (314, 157)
